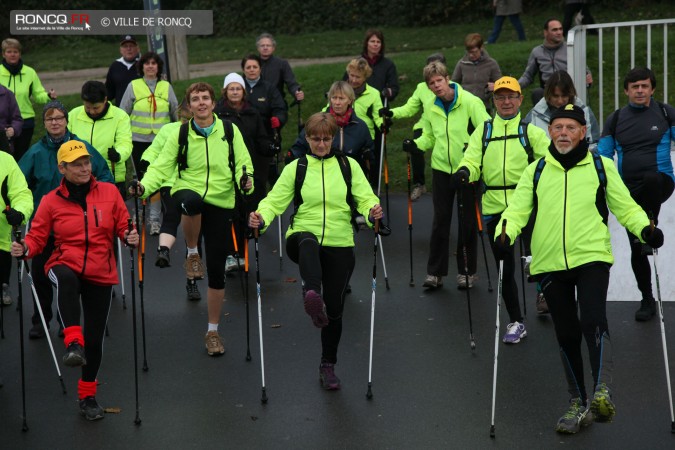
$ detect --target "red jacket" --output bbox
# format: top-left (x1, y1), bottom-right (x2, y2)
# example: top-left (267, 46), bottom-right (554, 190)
top-left (25, 177), bottom-right (130, 285)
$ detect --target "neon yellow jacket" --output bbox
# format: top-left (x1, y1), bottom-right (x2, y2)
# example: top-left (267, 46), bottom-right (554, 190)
top-left (141, 121), bottom-right (180, 189)
top-left (256, 153), bottom-right (379, 248)
top-left (353, 84), bottom-right (384, 140)
top-left (459, 112), bottom-right (550, 215)
top-left (68, 104), bottom-right (133, 183)
top-left (0, 152), bottom-right (33, 251)
top-left (498, 151), bottom-right (649, 275)
top-left (390, 81), bottom-right (435, 131)
top-left (0, 63), bottom-right (50, 120)
top-left (414, 83), bottom-right (490, 174)
top-left (140, 116), bottom-right (253, 209)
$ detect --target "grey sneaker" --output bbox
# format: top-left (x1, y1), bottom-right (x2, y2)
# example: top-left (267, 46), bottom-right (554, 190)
top-left (149, 221), bottom-right (161, 236)
top-left (1, 283), bottom-right (11, 306)
top-left (411, 184), bottom-right (426, 202)
top-left (225, 255), bottom-right (244, 273)
top-left (79, 396), bottom-right (104, 421)
top-left (456, 273), bottom-right (478, 290)
top-left (555, 398), bottom-right (593, 434)
top-left (591, 383), bottom-right (616, 422)
top-left (423, 275), bottom-right (443, 289)
top-left (184, 254), bottom-right (205, 280)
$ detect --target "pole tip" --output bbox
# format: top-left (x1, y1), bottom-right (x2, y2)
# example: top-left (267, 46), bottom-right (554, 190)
top-left (490, 425), bottom-right (495, 438)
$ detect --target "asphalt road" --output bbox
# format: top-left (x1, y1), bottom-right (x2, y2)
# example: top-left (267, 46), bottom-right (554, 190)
top-left (1, 193), bottom-right (674, 449)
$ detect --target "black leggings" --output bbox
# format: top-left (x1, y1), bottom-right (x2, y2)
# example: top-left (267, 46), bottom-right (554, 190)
top-left (626, 172), bottom-right (674, 300)
top-left (173, 189), bottom-right (233, 290)
top-left (49, 265), bottom-right (112, 383)
top-left (159, 186), bottom-right (181, 236)
top-left (427, 169), bottom-right (477, 277)
top-left (287, 232), bottom-right (355, 364)
top-left (0, 250), bottom-right (10, 285)
top-left (540, 263), bottom-right (612, 402)
top-left (411, 129), bottom-right (425, 186)
top-left (486, 214), bottom-right (523, 323)
top-left (31, 235), bottom-right (58, 326)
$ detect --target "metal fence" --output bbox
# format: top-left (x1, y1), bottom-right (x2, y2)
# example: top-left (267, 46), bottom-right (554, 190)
top-left (567, 18), bottom-right (675, 126)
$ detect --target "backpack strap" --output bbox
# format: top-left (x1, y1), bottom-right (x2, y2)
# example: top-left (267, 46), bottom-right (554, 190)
top-left (481, 119), bottom-right (533, 164)
top-left (532, 157), bottom-right (547, 208)
top-left (591, 151), bottom-right (607, 190)
top-left (176, 121), bottom-right (191, 178)
top-left (291, 156), bottom-right (308, 227)
top-left (518, 121), bottom-right (534, 163)
top-left (609, 108), bottom-right (621, 138)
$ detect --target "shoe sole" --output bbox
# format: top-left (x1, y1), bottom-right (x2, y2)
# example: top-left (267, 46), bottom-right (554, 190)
top-left (503, 331), bottom-right (527, 344)
top-left (63, 354), bottom-right (87, 367)
top-left (591, 396), bottom-right (615, 422)
top-left (156, 258), bottom-right (170, 268)
top-left (304, 294), bottom-right (328, 328)
top-left (320, 381), bottom-right (341, 390)
top-left (81, 410), bottom-right (105, 421)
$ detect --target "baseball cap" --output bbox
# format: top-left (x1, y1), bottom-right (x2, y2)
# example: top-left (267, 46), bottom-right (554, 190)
top-left (120, 35), bottom-right (137, 45)
top-left (57, 140), bottom-right (90, 165)
top-left (493, 76), bottom-right (522, 94)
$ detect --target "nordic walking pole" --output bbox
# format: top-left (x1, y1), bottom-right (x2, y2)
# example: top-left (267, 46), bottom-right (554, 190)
top-left (127, 216), bottom-right (142, 425)
top-left (234, 166), bottom-right (251, 361)
top-left (457, 187), bottom-right (476, 351)
top-left (406, 150), bottom-right (414, 287)
top-left (518, 238), bottom-right (527, 316)
top-left (245, 235), bottom-right (251, 362)
top-left (21, 260), bottom-right (67, 394)
top-left (650, 219), bottom-right (675, 432)
top-left (13, 227), bottom-right (29, 431)
top-left (490, 219), bottom-right (507, 439)
top-left (366, 219), bottom-right (380, 400)
top-left (475, 192), bottom-right (493, 292)
top-left (253, 227), bottom-right (268, 403)
top-left (117, 238), bottom-right (127, 309)
top-left (139, 199), bottom-right (149, 372)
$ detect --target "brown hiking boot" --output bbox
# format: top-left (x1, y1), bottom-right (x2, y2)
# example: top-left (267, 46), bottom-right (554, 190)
top-left (184, 254), bottom-right (205, 280)
top-left (204, 331), bottom-right (225, 356)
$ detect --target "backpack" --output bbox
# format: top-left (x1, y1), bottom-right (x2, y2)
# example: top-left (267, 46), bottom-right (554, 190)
top-left (480, 119), bottom-right (533, 191)
top-left (291, 152), bottom-right (358, 230)
top-left (532, 151), bottom-right (609, 223)
top-left (177, 118), bottom-right (235, 180)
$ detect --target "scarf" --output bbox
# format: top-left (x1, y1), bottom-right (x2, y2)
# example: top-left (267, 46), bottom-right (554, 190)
top-left (363, 53), bottom-right (381, 67)
top-left (1, 58), bottom-right (23, 76)
top-left (548, 139), bottom-right (589, 171)
top-left (65, 178), bottom-right (91, 210)
top-left (353, 84), bottom-right (366, 98)
top-left (86, 102), bottom-right (111, 121)
top-left (330, 106), bottom-right (352, 128)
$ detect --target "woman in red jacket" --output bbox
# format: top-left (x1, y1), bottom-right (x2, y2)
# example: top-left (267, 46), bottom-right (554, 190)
top-left (11, 140), bottom-right (139, 421)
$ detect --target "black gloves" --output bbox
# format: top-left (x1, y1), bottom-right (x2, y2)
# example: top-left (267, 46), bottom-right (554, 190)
top-left (3, 208), bottom-right (24, 227)
top-left (641, 226), bottom-right (664, 248)
top-left (378, 107), bottom-right (393, 118)
top-left (493, 235), bottom-right (512, 261)
top-left (402, 139), bottom-right (418, 153)
top-left (381, 117), bottom-right (393, 133)
top-left (107, 147), bottom-right (121, 163)
top-left (137, 159), bottom-right (150, 175)
top-left (453, 167), bottom-right (470, 187)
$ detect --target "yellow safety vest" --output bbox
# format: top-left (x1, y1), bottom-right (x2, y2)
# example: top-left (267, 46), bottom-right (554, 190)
top-left (129, 79), bottom-right (171, 135)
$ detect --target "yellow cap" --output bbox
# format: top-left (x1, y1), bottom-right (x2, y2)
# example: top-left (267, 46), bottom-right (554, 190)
top-left (57, 140), bottom-right (90, 165)
top-left (493, 76), bottom-right (522, 94)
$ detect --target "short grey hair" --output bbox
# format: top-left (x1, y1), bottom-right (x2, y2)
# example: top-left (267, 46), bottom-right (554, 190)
top-left (256, 33), bottom-right (276, 47)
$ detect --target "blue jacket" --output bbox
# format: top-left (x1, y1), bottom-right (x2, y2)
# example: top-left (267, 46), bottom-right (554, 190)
top-left (18, 131), bottom-right (114, 216)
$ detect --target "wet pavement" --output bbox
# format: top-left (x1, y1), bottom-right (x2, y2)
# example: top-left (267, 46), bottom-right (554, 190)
top-left (1, 193), bottom-right (674, 449)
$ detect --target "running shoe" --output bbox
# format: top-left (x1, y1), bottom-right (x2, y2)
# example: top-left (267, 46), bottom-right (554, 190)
top-left (319, 362), bottom-right (341, 390)
top-left (502, 321), bottom-right (527, 344)
top-left (555, 398), bottom-right (593, 434)
top-left (79, 396), bottom-right (104, 421)
top-left (591, 383), bottom-right (616, 422)
top-left (205, 331), bottom-right (225, 356)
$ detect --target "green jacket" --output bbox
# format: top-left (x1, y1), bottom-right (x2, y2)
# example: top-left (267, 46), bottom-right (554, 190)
top-left (414, 83), bottom-right (490, 174)
top-left (498, 151), bottom-right (649, 275)
top-left (256, 153), bottom-right (379, 248)
top-left (459, 112), bottom-right (550, 215)
top-left (141, 121), bottom-right (181, 189)
top-left (390, 81), bottom-right (435, 131)
top-left (68, 104), bottom-right (133, 183)
top-left (0, 63), bottom-right (51, 120)
top-left (140, 116), bottom-right (253, 209)
top-left (0, 152), bottom-right (33, 251)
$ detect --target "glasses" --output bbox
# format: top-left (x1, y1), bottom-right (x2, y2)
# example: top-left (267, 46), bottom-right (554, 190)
top-left (494, 94), bottom-right (521, 102)
top-left (551, 124), bottom-right (581, 133)
top-left (308, 137), bottom-right (333, 144)
top-left (45, 116), bottom-right (66, 123)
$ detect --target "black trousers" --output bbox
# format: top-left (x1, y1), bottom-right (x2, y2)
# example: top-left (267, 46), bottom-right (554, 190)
top-left (30, 235), bottom-right (60, 327)
top-left (287, 232), bottom-right (354, 364)
top-left (50, 265), bottom-right (112, 383)
top-left (427, 169), bottom-right (477, 277)
top-left (540, 263), bottom-right (612, 402)
top-left (626, 172), bottom-right (674, 300)
top-left (0, 250), bottom-right (10, 285)
top-left (486, 214), bottom-right (523, 323)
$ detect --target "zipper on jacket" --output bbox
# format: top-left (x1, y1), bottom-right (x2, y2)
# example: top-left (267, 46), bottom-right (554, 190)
top-left (93, 205), bottom-right (99, 227)
top-left (445, 116), bottom-right (453, 173)
top-left (562, 172), bottom-right (570, 270)
top-left (320, 160), bottom-right (326, 245)
top-left (202, 135), bottom-right (210, 200)
top-left (81, 210), bottom-right (90, 276)
top-left (502, 124), bottom-right (508, 207)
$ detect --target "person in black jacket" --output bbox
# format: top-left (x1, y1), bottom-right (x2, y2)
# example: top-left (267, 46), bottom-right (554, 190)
top-left (104, 35), bottom-right (141, 107)
top-left (360, 29), bottom-right (399, 103)
top-left (256, 33), bottom-right (304, 106)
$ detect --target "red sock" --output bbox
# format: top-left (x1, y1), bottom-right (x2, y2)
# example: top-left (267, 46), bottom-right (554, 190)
top-left (63, 325), bottom-right (85, 348)
top-left (78, 379), bottom-right (97, 400)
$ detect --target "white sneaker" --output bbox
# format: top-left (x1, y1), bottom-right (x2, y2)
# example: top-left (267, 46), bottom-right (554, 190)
top-left (503, 321), bottom-right (527, 344)
top-left (149, 221), bottom-right (161, 235)
top-left (411, 184), bottom-right (426, 202)
top-left (456, 273), bottom-right (478, 289)
top-left (225, 255), bottom-right (238, 273)
top-left (1, 283), bottom-right (11, 306)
